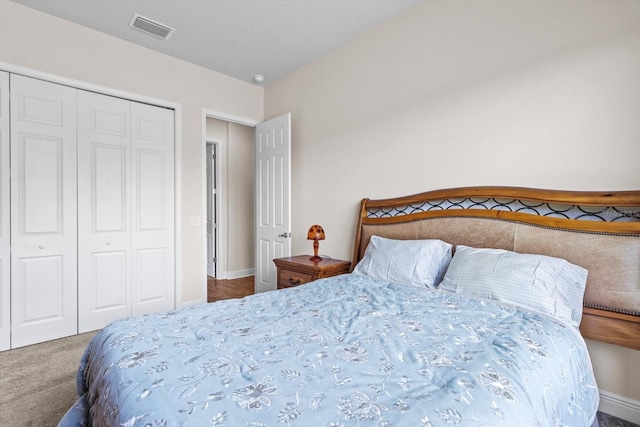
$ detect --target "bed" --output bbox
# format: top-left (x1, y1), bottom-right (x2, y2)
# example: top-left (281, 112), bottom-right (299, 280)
top-left (59, 186), bottom-right (640, 427)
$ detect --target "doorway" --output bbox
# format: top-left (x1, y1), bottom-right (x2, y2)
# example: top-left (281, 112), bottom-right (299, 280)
top-left (202, 111), bottom-right (258, 290)
top-left (201, 111), bottom-right (291, 296)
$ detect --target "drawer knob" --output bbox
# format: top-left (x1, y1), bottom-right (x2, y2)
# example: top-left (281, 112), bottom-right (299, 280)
top-left (288, 277), bottom-right (301, 285)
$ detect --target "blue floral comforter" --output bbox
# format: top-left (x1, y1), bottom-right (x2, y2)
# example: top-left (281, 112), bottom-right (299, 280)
top-left (60, 274), bottom-right (599, 426)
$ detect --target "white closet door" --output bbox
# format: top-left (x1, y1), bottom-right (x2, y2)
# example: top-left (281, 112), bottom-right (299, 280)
top-left (0, 71), bottom-right (10, 351)
top-left (10, 75), bottom-right (77, 348)
top-left (77, 91), bottom-right (132, 332)
top-left (131, 102), bottom-right (174, 315)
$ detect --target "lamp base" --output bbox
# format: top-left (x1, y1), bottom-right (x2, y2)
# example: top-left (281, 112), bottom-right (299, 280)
top-left (310, 239), bottom-right (322, 262)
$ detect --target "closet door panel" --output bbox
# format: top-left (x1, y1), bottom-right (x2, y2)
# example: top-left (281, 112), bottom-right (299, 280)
top-left (0, 71), bottom-right (9, 351)
top-left (137, 150), bottom-right (165, 230)
top-left (78, 91), bottom-right (131, 332)
top-left (92, 250), bottom-right (127, 307)
top-left (10, 75), bottom-right (77, 348)
top-left (22, 135), bottom-right (62, 232)
top-left (131, 102), bottom-right (174, 315)
top-left (94, 144), bottom-right (127, 231)
top-left (18, 256), bottom-right (64, 319)
top-left (136, 248), bottom-right (167, 302)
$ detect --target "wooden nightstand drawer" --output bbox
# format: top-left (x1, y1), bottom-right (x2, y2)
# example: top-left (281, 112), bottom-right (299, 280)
top-left (273, 256), bottom-right (351, 290)
top-left (278, 269), bottom-right (314, 288)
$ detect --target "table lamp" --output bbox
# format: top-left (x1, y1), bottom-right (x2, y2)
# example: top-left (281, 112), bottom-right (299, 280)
top-left (307, 225), bottom-right (325, 261)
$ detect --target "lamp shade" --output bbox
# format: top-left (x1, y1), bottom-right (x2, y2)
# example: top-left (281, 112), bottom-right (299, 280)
top-left (307, 225), bottom-right (325, 241)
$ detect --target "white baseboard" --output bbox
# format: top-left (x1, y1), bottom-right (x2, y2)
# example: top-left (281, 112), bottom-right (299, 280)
top-left (227, 268), bottom-right (254, 280)
top-left (599, 390), bottom-right (640, 424)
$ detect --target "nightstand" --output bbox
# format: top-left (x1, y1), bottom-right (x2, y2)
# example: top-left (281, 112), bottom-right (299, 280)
top-left (273, 255), bottom-right (351, 290)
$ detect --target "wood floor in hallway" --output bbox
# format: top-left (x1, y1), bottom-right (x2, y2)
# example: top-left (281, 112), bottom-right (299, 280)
top-left (207, 275), bottom-right (254, 302)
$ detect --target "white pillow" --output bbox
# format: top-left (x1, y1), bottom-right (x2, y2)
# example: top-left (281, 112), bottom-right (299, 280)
top-left (438, 245), bottom-right (588, 328)
top-left (353, 236), bottom-right (453, 288)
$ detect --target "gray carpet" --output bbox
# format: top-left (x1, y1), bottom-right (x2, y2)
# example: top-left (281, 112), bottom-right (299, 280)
top-left (599, 412), bottom-right (640, 427)
top-left (0, 332), bottom-right (96, 427)
top-left (0, 332), bottom-right (637, 426)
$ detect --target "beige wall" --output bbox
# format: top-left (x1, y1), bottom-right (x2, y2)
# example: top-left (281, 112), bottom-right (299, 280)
top-left (0, 1), bottom-right (263, 304)
top-left (265, 0), bottom-right (640, 406)
top-left (206, 118), bottom-right (255, 276)
top-left (227, 123), bottom-right (255, 273)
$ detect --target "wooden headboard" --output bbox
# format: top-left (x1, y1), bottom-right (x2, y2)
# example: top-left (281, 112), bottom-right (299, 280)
top-left (352, 186), bottom-right (640, 350)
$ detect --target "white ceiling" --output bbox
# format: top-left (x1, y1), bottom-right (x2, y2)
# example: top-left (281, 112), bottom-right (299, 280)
top-left (10, 0), bottom-right (421, 86)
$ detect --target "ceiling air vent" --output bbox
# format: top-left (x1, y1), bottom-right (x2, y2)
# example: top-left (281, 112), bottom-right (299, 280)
top-left (129, 14), bottom-right (175, 40)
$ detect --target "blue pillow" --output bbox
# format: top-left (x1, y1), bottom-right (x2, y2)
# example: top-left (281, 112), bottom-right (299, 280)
top-left (353, 236), bottom-right (453, 288)
top-left (439, 245), bottom-right (588, 328)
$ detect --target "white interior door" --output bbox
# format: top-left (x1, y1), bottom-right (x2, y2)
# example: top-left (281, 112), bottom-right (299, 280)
top-left (10, 74), bottom-right (78, 348)
top-left (255, 113), bottom-right (291, 293)
top-left (78, 90), bottom-right (132, 332)
top-left (131, 101), bottom-right (175, 315)
top-left (0, 71), bottom-right (10, 351)
top-left (206, 143), bottom-right (216, 277)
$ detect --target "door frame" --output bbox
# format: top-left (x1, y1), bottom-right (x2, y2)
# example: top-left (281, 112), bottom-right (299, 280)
top-left (0, 71), bottom-right (9, 351)
top-left (201, 110), bottom-right (259, 293)
top-left (205, 140), bottom-right (219, 278)
top-left (0, 62), bottom-right (184, 307)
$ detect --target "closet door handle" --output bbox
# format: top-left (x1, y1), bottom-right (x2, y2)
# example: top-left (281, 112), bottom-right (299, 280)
top-left (38, 244), bottom-right (45, 249)
top-left (106, 241), bottom-right (112, 245)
